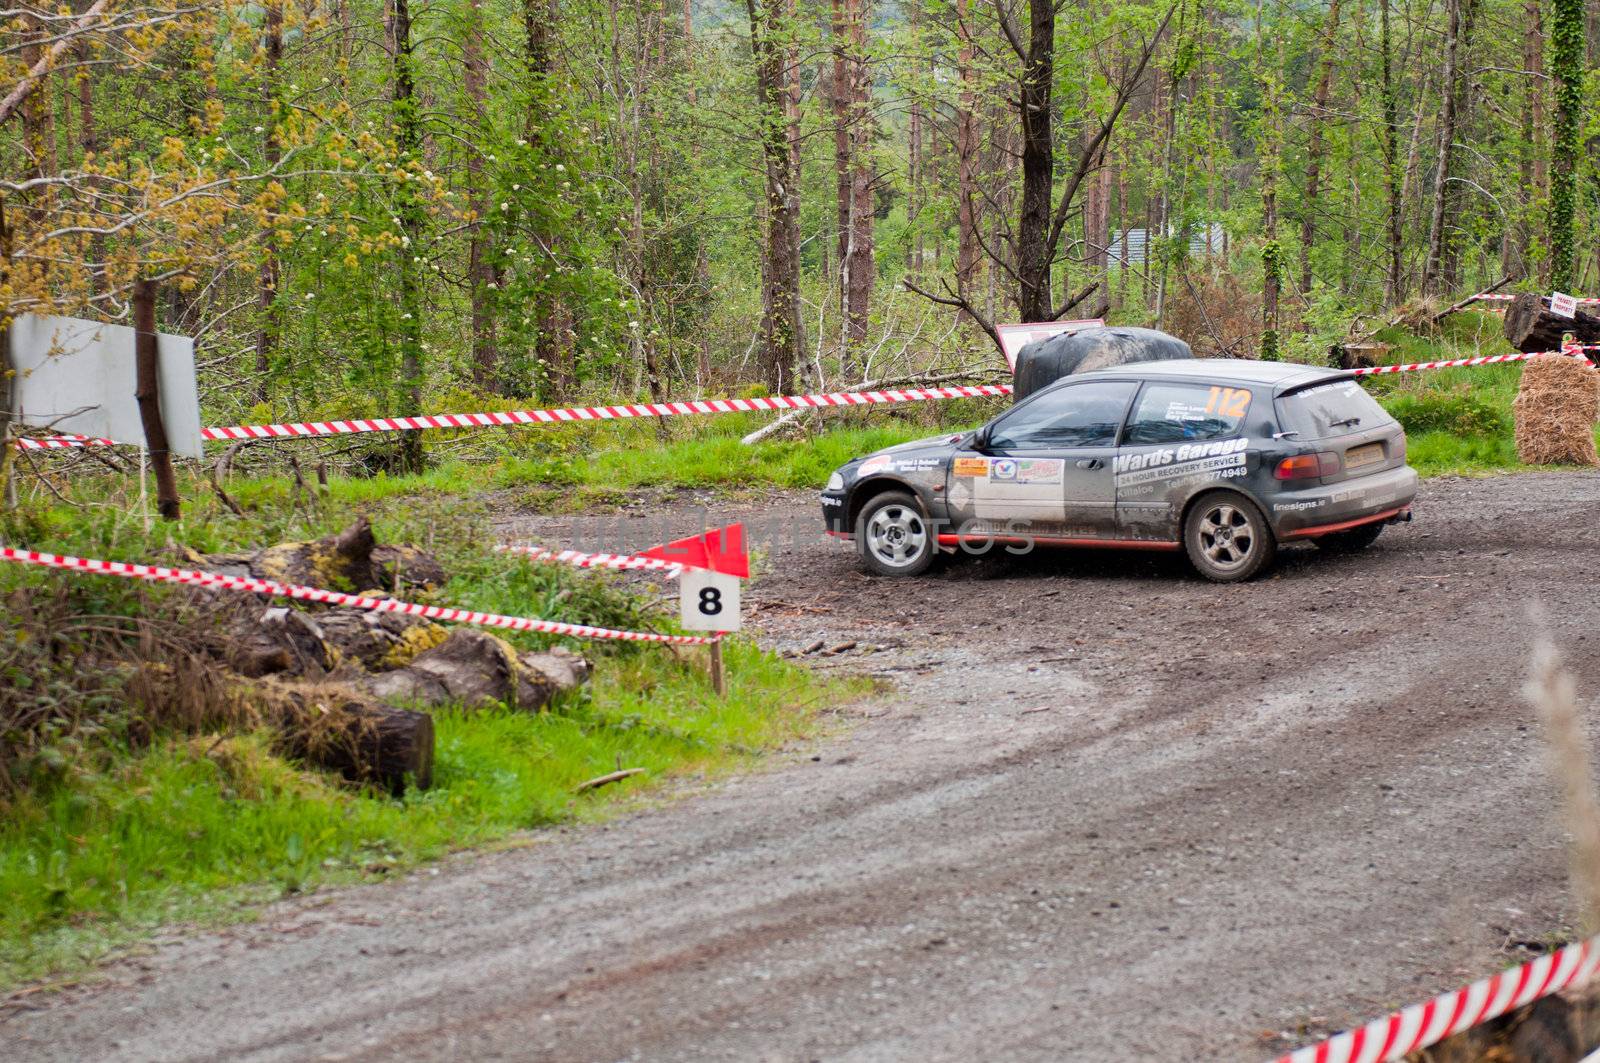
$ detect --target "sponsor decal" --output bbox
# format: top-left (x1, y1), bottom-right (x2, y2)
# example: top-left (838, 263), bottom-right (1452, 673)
top-left (1013, 458), bottom-right (1064, 485)
top-left (821, 495), bottom-right (843, 507)
top-left (990, 458), bottom-right (1019, 481)
top-left (1273, 499), bottom-right (1325, 512)
top-left (1114, 439), bottom-right (1249, 489)
top-left (953, 456), bottom-right (990, 477)
top-left (895, 457), bottom-right (943, 472)
top-left (1113, 436), bottom-right (1247, 474)
top-left (858, 456), bottom-right (892, 475)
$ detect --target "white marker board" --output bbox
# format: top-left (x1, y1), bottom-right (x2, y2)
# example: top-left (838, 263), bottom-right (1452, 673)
top-left (7, 313), bottom-right (204, 459)
top-left (678, 569), bottom-right (741, 632)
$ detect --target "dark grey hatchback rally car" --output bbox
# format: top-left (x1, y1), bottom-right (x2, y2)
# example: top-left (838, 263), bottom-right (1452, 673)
top-left (820, 359), bottom-right (1418, 582)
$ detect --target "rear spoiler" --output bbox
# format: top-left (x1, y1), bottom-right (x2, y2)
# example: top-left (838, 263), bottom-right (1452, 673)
top-left (1275, 370), bottom-right (1361, 399)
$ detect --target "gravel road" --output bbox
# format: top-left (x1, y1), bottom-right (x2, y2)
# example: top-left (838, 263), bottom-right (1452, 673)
top-left (8, 472), bottom-right (1600, 1062)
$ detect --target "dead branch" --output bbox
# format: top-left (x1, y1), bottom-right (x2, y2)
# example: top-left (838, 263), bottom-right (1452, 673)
top-left (573, 767), bottom-right (645, 794)
top-left (0, 0), bottom-right (111, 125)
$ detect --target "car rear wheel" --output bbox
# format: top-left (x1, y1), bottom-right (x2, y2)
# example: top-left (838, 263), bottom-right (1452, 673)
top-left (1313, 522), bottom-right (1384, 553)
top-left (856, 491), bottom-right (936, 577)
top-left (1183, 491), bottom-right (1276, 583)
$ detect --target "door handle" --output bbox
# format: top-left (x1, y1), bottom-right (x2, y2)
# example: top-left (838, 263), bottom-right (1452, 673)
top-left (1076, 458), bottom-right (1104, 470)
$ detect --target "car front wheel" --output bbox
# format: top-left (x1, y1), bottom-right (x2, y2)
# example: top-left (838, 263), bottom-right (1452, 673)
top-left (1183, 491), bottom-right (1276, 583)
top-left (856, 491), bottom-right (936, 577)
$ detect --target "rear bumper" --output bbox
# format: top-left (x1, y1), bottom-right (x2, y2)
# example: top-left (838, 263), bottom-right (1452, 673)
top-left (1282, 505), bottom-right (1411, 539)
top-left (1269, 465), bottom-right (1419, 538)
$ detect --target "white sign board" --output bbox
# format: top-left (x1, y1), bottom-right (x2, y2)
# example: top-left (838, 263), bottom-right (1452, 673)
top-left (678, 568), bottom-right (741, 632)
top-left (995, 318), bottom-right (1105, 371)
top-left (1551, 292), bottom-right (1578, 319)
top-left (7, 313), bottom-right (204, 459)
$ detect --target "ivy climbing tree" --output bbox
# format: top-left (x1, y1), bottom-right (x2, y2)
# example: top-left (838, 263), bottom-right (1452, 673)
top-left (1548, 0), bottom-right (1584, 290)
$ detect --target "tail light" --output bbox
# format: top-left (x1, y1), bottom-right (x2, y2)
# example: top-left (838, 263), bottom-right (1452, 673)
top-left (1274, 452), bottom-right (1341, 480)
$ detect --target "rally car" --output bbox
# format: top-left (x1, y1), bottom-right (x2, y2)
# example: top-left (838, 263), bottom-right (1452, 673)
top-left (820, 359), bottom-right (1418, 582)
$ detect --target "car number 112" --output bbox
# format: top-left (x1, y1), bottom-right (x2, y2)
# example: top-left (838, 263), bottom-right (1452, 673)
top-left (1205, 386), bottom-right (1251, 418)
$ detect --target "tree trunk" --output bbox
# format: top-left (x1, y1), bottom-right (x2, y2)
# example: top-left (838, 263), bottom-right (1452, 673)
top-left (1085, 139), bottom-right (1110, 277)
top-left (255, 0), bottom-right (283, 404)
top-left (843, 0), bottom-right (873, 353)
top-left (955, 0), bottom-right (979, 300)
top-left (1258, 10), bottom-right (1282, 360)
top-left (1548, 0), bottom-right (1584, 290)
top-left (907, 16), bottom-right (923, 279)
top-left (1511, 0), bottom-right (1545, 281)
top-left (390, 0), bottom-right (426, 472)
top-left (75, 7), bottom-right (103, 295)
top-left (18, 15), bottom-right (54, 225)
top-left (525, 0), bottom-right (571, 398)
top-left (832, 0), bottom-right (850, 313)
top-left (1422, 0), bottom-right (1462, 296)
top-left (133, 280), bottom-right (181, 520)
top-left (1299, 0), bottom-right (1343, 293)
top-left (1015, 0), bottom-right (1055, 322)
top-left (746, 0), bottom-right (804, 392)
top-left (464, 0), bottom-right (498, 391)
top-left (1380, 0), bottom-right (1403, 302)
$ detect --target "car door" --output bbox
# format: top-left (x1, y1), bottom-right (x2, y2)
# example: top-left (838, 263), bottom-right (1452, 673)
top-left (945, 379), bottom-right (1138, 541)
top-left (1114, 380), bottom-right (1257, 541)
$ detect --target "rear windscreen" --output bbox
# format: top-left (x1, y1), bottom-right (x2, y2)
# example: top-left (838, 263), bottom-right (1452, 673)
top-left (1276, 380), bottom-right (1394, 440)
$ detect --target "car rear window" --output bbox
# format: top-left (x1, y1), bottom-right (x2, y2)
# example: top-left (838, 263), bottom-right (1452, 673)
top-left (1276, 379), bottom-right (1394, 440)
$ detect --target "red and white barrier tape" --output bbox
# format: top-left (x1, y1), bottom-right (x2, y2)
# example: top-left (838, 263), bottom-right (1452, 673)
top-left (14, 433), bottom-right (115, 451)
top-left (0, 545), bottom-right (718, 645)
top-left (198, 385), bottom-right (1013, 442)
top-left (1471, 292), bottom-right (1600, 304)
top-left (14, 384), bottom-right (1012, 451)
top-left (496, 544), bottom-right (684, 576)
top-left (1273, 934), bottom-right (1600, 1063)
top-left (1350, 349), bottom-right (1594, 376)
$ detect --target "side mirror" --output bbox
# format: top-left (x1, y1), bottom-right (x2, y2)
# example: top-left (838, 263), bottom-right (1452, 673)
top-left (971, 427), bottom-right (991, 453)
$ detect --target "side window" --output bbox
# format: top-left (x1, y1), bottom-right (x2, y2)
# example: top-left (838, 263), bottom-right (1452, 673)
top-left (987, 381), bottom-right (1137, 450)
top-left (1123, 383), bottom-right (1252, 445)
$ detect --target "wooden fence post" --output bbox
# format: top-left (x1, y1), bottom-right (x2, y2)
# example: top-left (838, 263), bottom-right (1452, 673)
top-left (133, 279), bottom-right (181, 520)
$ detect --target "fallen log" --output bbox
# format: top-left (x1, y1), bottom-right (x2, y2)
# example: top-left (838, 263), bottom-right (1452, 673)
top-left (365, 628), bottom-right (589, 711)
top-left (1504, 292), bottom-right (1600, 353)
top-left (266, 680), bottom-right (434, 794)
top-left (247, 517), bottom-right (445, 594)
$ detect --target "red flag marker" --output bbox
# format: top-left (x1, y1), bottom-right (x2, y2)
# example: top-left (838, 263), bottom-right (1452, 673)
top-left (638, 522), bottom-right (749, 578)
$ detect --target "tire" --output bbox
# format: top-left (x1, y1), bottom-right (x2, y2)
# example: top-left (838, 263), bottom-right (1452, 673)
top-left (856, 491), bottom-right (937, 577)
top-left (1183, 491), bottom-right (1277, 583)
top-left (1313, 522), bottom-right (1384, 553)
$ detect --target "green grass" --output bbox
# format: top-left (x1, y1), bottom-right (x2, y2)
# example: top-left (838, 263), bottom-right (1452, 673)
top-left (0, 639), bottom-right (849, 988)
top-left (0, 474), bottom-right (868, 990)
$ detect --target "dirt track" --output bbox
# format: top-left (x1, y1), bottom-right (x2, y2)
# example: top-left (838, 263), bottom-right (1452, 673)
top-left (9, 472), bottom-right (1600, 1061)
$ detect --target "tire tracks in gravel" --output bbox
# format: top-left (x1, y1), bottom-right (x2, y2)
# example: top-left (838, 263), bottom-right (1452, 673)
top-left (7, 472), bottom-right (1600, 1062)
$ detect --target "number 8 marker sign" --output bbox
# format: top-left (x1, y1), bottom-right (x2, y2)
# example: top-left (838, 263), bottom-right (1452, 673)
top-left (678, 568), bottom-right (741, 632)
top-left (635, 522), bottom-right (749, 634)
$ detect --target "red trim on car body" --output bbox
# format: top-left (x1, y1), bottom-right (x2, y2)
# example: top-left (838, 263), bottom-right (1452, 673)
top-left (1284, 506), bottom-right (1407, 539)
top-left (935, 533), bottom-right (1181, 551)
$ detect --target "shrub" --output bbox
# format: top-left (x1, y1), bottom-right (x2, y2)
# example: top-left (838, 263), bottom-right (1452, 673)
top-left (1382, 388), bottom-right (1510, 437)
